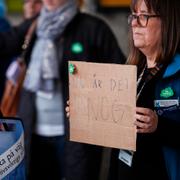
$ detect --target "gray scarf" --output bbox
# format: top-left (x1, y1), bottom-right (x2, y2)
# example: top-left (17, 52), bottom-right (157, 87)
top-left (23, 0), bottom-right (78, 92)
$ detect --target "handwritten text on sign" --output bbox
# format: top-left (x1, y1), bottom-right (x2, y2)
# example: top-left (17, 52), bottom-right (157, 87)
top-left (69, 61), bottom-right (137, 151)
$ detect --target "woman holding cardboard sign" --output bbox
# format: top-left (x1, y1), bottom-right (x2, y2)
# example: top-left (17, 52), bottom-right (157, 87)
top-left (108, 0), bottom-right (180, 180)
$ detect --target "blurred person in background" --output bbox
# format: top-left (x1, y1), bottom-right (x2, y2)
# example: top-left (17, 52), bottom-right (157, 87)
top-left (0, 0), bottom-right (12, 101)
top-left (0, 0), bottom-right (42, 102)
top-left (0, 0), bottom-right (125, 179)
top-left (0, 0), bottom-right (11, 31)
top-left (15, 0), bottom-right (125, 179)
top-left (23, 0), bottom-right (42, 19)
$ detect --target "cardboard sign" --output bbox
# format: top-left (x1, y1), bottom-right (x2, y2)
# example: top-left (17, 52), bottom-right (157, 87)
top-left (69, 61), bottom-right (137, 151)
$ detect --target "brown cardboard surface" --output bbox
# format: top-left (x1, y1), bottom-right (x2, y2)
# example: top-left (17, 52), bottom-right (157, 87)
top-left (69, 61), bottom-right (137, 151)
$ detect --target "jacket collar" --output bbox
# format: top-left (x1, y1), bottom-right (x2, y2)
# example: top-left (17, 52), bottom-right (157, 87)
top-left (163, 53), bottom-right (180, 78)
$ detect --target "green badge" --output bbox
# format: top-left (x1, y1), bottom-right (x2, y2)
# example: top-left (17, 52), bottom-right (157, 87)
top-left (71, 42), bottom-right (83, 54)
top-left (69, 63), bottom-right (76, 74)
top-left (160, 87), bottom-right (174, 98)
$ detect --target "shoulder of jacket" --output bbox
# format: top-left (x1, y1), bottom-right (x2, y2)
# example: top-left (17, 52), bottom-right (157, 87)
top-left (72, 12), bottom-right (109, 28)
top-left (163, 53), bottom-right (180, 78)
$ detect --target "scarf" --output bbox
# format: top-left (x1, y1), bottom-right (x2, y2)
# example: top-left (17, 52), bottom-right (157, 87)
top-left (23, 0), bottom-right (78, 92)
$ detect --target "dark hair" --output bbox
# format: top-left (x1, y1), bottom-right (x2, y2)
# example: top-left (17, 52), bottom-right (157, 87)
top-left (127, 0), bottom-right (180, 65)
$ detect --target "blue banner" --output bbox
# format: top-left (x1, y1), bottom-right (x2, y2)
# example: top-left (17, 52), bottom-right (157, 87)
top-left (0, 118), bottom-right (25, 180)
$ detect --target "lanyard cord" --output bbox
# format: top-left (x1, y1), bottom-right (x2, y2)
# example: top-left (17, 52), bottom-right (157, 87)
top-left (136, 63), bottom-right (163, 101)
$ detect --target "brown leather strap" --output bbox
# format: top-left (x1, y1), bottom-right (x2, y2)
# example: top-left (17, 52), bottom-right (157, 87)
top-left (20, 20), bottom-right (37, 60)
top-left (0, 109), bottom-right (3, 117)
top-left (0, 21), bottom-right (37, 118)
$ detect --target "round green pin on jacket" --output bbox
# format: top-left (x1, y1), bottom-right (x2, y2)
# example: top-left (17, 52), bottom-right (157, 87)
top-left (71, 42), bottom-right (83, 54)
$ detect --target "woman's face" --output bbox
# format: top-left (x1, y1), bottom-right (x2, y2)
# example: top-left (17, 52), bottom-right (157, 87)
top-left (42, 0), bottom-right (66, 11)
top-left (131, 0), bottom-right (162, 56)
top-left (23, 0), bottom-right (42, 19)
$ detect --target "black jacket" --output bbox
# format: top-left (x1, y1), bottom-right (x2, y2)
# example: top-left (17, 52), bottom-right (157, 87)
top-left (17, 12), bottom-right (125, 180)
top-left (109, 64), bottom-right (168, 180)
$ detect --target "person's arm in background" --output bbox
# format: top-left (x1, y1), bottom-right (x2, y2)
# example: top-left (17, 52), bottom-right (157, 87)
top-left (0, 18), bottom-right (34, 58)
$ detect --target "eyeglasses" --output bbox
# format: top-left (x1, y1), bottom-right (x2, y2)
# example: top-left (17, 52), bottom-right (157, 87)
top-left (128, 14), bottom-right (160, 27)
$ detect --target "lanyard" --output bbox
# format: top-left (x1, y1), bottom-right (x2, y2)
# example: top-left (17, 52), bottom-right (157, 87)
top-left (136, 63), bottom-right (163, 101)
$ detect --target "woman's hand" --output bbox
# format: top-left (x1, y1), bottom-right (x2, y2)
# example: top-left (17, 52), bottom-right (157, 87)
top-left (134, 107), bottom-right (158, 133)
top-left (65, 100), bottom-right (70, 118)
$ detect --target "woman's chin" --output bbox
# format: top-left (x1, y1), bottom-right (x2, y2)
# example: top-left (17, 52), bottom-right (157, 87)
top-left (134, 43), bottom-right (145, 49)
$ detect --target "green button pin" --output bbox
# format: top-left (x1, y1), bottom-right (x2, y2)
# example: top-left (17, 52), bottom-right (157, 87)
top-left (160, 87), bottom-right (174, 98)
top-left (69, 63), bottom-right (76, 74)
top-left (71, 42), bottom-right (83, 54)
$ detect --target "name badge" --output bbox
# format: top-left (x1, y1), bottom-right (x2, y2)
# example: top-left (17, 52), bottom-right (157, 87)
top-left (118, 150), bottom-right (133, 167)
top-left (154, 99), bottom-right (179, 107)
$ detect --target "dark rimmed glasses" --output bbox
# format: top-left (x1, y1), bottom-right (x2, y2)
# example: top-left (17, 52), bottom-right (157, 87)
top-left (128, 14), bottom-right (160, 27)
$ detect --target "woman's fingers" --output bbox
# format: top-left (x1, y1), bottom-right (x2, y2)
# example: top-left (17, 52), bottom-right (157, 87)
top-left (66, 100), bottom-right (70, 118)
top-left (66, 112), bottom-right (70, 118)
top-left (136, 107), bottom-right (152, 115)
top-left (134, 120), bottom-right (151, 133)
top-left (135, 107), bottom-right (158, 133)
top-left (135, 113), bottom-right (151, 123)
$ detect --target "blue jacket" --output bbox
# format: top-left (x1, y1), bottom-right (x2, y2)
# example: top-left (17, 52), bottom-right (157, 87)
top-left (155, 53), bottom-right (180, 180)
